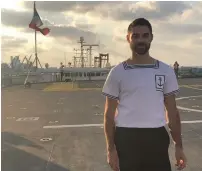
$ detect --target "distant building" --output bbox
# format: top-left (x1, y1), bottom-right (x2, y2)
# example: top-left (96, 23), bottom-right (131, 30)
top-left (10, 56), bottom-right (21, 69)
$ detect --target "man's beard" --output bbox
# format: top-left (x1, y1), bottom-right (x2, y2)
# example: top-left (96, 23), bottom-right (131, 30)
top-left (130, 42), bottom-right (150, 55)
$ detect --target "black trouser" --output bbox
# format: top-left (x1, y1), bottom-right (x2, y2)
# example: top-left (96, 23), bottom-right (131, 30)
top-left (114, 126), bottom-right (171, 171)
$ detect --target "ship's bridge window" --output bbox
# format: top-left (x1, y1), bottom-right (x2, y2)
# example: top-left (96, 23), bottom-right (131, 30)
top-left (79, 72), bottom-right (82, 77)
top-left (90, 72), bottom-right (95, 76)
top-left (71, 72), bottom-right (74, 77)
top-left (65, 73), bottom-right (70, 77)
top-left (71, 72), bottom-right (78, 77)
top-left (84, 72), bottom-right (87, 77)
top-left (96, 72), bottom-right (101, 76)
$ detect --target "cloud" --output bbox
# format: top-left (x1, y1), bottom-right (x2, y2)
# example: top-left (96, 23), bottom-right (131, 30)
top-left (155, 1), bottom-right (189, 17)
top-left (150, 40), bottom-right (202, 66)
top-left (159, 22), bottom-right (202, 34)
top-left (26, 24), bottom-right (97, 44)
top-left (192, 38), bottom-right (202, 46)
top-left (1, 35), bottom-right (50, 59)
top-left (2, 8), bottom-right (97, 43)
top-left (1, 36), bottom-right (28, 50)
top-left (2, 2), bottom-right (200, 40)
top-left (74, 23), bottom-right (95, 30)
top-left (113, 36), bottom-right (125, 43)
top-left (1, 9), bottom-right (32, 28)
top-left (111, 1), bottom-right (190, 21)
top-left (22, 1), bottom-right (111, 13)
top-left (112, 27), bottom-right (127, 42)
top-left (3, 7), bottom-right (201, 43)
top-left (180, 2), bottom-right (202, 22)
top-left (22, 1), bottom-right (190, 22)
top-left (1, 36), bottom-right (29, 61)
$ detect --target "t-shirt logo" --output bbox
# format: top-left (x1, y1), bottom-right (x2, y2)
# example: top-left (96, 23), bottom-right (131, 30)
top-left (155, 75), bottom-right (165, 91)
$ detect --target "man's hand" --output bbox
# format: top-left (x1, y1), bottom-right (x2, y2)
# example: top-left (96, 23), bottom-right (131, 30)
top-left (107, 148), bottom-right (120, 171)
top-left (175, 147), bottom-right (187, 170)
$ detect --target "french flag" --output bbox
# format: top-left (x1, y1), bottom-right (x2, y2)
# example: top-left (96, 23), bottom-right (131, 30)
top-left (29, 1), bottom-right (50, 36)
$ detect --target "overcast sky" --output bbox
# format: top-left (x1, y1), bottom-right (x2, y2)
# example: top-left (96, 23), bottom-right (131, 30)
top-left (1, 1), bottom-right (202, 67)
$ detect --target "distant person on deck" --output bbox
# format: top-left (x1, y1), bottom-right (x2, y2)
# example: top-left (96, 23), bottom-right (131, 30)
top-left (174, 61), bottom-right (179, 79)
top-left (60, 62), bottom-right (64, 81)
top-left (102, 18), bottom-right (187, 171)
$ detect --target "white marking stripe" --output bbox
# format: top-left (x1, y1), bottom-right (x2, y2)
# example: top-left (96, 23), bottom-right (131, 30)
top-left (43, 124), bottom-right (103, 129)
top-left (182, 85), bottom-right (202, 91)
top-left (176, 95), bottom-right (202, 101)
top-left (176, 95), bottom-right (202, 113)
top-left (43, 121), bottom-right (202, 129)
top-left (177, 106), bottom-right (202, 112)
top-left (16, 117), bottom-right (39, 121)
top-left (181, 120), bottom-right (202, 124)
top-left (42, 94), bottom-right (202, 129)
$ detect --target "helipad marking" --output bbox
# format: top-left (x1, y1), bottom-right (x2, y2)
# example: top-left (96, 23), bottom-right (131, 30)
top-left (16, 117), bottom-right (39, 121)
top-left (180, 84), bottom-right (202, 87)
top-left (177, 106), bottom-right (202, 113)
top-left (7, 117), bottom-right (15, 119)
top-left (181, 85), bottom-right (202, 91)
top-left (20, 107), bottom-right (27, 110)
top-left (49, 121), bottom-right (59, 123)
top-left (181, 120), bottom-right (202, 124)
top-left (44, 87), bottom-right (102, 92)
top-left (42, 95), bottom-right (202, 129)
top-left (176, 95), bottom-right (202, 113)
top-left (43, 120), bottom-right (202, 129)
top-left (43, 124), bottom-right (103, 129)
top-left (176, 95), bottom-right (202, 101)
top-left (40, 138), bottom-right (52, 142)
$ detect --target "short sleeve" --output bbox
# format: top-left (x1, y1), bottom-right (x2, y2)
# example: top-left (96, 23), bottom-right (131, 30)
top-left (163, 68), bottom-right (179, 97)
top-left (102, 68), bottom-right (120, 100)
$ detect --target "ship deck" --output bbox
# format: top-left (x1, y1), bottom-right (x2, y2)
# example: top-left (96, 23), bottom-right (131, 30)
top-left (1, 78), bottom-right (202, 171)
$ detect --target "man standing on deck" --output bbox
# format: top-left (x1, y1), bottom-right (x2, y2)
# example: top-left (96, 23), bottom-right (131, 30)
top-left (174, 61), bottom-right (180, 79)
top-left (60, 62), bottom-right (64, 81)
top-left (102, 18), bottom-right (187, 171)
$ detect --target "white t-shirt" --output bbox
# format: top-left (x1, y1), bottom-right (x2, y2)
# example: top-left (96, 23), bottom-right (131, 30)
top-left (102, 59), bottom-right (179, 128)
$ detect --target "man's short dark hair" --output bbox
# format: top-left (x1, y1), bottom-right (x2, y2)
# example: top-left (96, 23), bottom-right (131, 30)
top-left (128, 18), bottom-right (152, 33)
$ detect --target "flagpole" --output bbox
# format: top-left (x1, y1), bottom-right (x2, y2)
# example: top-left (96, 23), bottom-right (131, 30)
top-left (35, 29), bottom-right (38, 69)
top-left (34, 1), bottom-right (38, 69)
top-left (30, 1), bottom-right (50, 69)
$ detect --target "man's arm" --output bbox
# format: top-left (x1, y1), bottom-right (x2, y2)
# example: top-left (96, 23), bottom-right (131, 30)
top-left (164, 94), bottom-right (183, 149)
top-left (104, 97), bottom-right (118, 151)
top-left (102, 67), bottom-right (120, 151)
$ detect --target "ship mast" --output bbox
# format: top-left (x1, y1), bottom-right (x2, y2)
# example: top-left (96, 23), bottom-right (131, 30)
top-left (73, 37), bottom-right (99, 68)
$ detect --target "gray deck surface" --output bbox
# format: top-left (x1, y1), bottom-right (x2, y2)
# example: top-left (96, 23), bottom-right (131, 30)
top-left (1, 78), bottom-right (202, 171)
